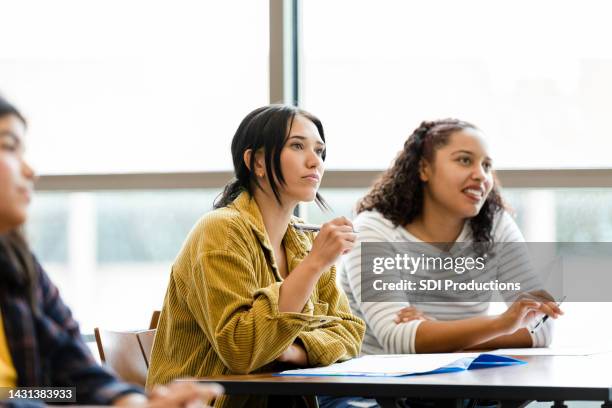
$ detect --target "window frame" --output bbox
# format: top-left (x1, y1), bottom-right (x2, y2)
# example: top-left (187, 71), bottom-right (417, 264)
top-left (32, 0), bottom-right (610, 195)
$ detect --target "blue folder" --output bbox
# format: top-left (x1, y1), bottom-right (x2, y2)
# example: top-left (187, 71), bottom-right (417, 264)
top-left (412, 354), bottom-right (526, 376)
top-left (275, 354), bottom-right (526, 377)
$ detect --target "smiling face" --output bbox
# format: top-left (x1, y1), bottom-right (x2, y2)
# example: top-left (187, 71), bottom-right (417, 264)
top-left (420, 128), bottom-right (494, 219)
top-left (0, 114), bottom-right (35, 233)
top-left (277, 114), bottom-right (326, 205)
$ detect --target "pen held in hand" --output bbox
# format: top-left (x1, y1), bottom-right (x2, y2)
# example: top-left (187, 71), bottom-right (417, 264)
top-left (530, 295), bottom-right (566, 334)
top-left (293, 223), bottom-right (358, 233)
top-left (293, 223), bottom-right (323, 232)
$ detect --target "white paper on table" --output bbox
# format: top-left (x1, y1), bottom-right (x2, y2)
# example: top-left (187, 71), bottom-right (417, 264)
top-left (490, 347), bottom-right (612, 356)
top-left (278, 353), bottom-right (479, 377)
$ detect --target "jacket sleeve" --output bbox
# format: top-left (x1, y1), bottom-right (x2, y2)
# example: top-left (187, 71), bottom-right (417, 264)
top-left (296, 265), bottom-right (365, 367)
top-left (35, 262), bottom-right (143, 405)
top-left (186, 249), bottom-right (338, 374)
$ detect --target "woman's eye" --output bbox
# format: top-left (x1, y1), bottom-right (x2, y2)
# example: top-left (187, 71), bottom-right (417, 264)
top-left (458, 156), bottom-right (471, 165)
top-left (1, 142), bottom-right (17, 152)
top-left (291, 142), bottom-right (304, 150)
top-left (315, 148), bottom-right (325, 156)
top-left (483, 162), bottom-right (492, 171)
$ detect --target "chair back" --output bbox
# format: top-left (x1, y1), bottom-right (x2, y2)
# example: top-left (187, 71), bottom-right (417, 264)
top-left (94, 328), bottom-right (149, 386)
top-left (149, 310), bottom-right (161, 329)
top-left (136, 329), bottom-right (157, 367)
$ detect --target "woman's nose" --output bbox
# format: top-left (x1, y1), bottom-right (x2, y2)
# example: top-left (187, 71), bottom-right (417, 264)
top-left (21, 158), bottom-right (36, 181)
top-left (472, 164), bottom-right (486, 180)
top-left (306, 150), bottom-right (322, 168)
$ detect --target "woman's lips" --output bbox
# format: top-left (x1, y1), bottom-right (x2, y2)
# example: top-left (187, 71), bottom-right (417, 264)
top-left (462, 188), bottom-right (483, 202)
top-left (18, 187), bottom-right (32, 203)
top-left (303, 175), bottom-right (320, 183)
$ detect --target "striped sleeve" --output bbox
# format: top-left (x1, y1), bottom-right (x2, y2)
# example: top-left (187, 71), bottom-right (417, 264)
top-left (342, 213), bottom-right (422, 354)
top-left (493, 211), bottom-right (554, 347)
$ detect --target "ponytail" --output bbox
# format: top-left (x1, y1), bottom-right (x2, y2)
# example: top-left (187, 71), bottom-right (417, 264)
top-left (214, 179), bottom-right (246, 209)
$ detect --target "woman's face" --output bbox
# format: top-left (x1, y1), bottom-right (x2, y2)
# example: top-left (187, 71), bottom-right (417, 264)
top-left (0, 114), bottom-right (34, 233)
top-left (278, 114), bottom-right (325, 205)
top-left (420, 128), bottom-right (494, 220)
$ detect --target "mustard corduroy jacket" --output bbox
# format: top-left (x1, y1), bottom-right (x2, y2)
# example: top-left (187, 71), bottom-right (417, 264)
top-left (146, 191), bottom-right (365, 407)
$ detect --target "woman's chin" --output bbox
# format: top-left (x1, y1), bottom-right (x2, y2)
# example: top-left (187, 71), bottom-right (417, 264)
top-left (463, 205), bottom-right (483, 218)
top-left (298, 191), bottom-right (318, 203)
top-left (0, 212), bottom-right (27, 232)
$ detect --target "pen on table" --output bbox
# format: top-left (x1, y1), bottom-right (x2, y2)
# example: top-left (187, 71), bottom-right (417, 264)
top-left (530, 295), bottom-right (566, 334)
top-left (293, 223), bottom-right (358, 233)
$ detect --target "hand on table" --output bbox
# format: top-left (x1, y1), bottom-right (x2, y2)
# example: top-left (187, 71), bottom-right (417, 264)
top-left (113, 381), bottom-right (224, 408)
top-left (276, 343), bottom-right (308, 366)
top-left (394, 306), bottom-right (436, 324)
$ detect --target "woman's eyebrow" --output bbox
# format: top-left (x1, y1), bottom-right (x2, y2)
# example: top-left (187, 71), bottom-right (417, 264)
top-left (288, 135), bottom-right (325, 146)
top-left (451, 149), bottom-right (474, 156)
top-left (451, 149), bottom-right (493, 162)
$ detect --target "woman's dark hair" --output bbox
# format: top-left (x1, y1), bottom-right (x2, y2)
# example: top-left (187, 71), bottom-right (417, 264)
top-left (0, 94), bottom-right (27, 127)
top-left (0, 95), bottom-right (37, 307)
top-left (0, 231), bottom-right (37, 308)
top-left (357, 118), bottom-right (504, 247)
top-left (214, 104), bottom-right (329, 210)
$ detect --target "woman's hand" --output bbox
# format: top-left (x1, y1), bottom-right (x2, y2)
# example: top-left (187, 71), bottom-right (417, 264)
top-left (497, 297), bottom-right (563, 335)
top-left (113, 382), bottom-right (223, 408)
top-left (146, 382), bottom-right (223, 408)
top-left (276, 343), bottom-right (308, 366)
top-left (305, 217), bottom-right (356, 272)
top-left (393, 306), bottom-right (436, 324)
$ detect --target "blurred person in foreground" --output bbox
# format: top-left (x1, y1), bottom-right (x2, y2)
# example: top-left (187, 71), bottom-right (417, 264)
top-left (0, 94), bottom-right (223, 407)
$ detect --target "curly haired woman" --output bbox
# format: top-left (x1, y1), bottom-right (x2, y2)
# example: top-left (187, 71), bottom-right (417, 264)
top-left (340, 119), bottom-right (563, 356)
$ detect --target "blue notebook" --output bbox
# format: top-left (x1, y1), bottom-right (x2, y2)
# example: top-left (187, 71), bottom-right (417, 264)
top-left (415, 353), bottom-right (526, 376)
top-left (276, 353), bottom-right (526, 377)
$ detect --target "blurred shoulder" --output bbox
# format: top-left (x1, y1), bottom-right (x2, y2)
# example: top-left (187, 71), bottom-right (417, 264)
top-left (353, 210), bottom-right (398, 240)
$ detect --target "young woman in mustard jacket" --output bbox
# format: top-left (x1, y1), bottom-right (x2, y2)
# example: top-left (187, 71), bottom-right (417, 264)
top-left (147, 105), bottom-right (365, 408)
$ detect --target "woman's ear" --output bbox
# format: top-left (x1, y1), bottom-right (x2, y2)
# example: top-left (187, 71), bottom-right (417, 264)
top-left (243, 149), bottom-right (266, 178)
top-left (419, 159), bottom-right (431, 182)
top-left (243, 149), bottom-right (253, 171)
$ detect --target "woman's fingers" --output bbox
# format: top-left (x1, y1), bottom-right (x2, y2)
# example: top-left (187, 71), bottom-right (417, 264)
top-left (335, 225), bottom-right (355, 233)
top-left (394, 314), bottom-right (429, 323)
top-left (545, 300), bottom-right (563, 315)
top-left (518, 291), bottom-right (563, 316)
top-left (328, 216), bottom-right (353, 229)
top-left (311, 218), bottom-right (358, 267)
top-left (338, 231), bottom-right (357, 242)
top-left (536, 302), bottom-right (560, 318)
top-left (516, 299), bottom-right (559, 319)
top-left (394, 306), bottom-right (431, 323)
top-left (148, 382), bottom-right (223, 408)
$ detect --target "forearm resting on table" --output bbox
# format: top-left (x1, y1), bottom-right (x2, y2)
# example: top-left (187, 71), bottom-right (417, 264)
top-left (414, 316), bottom-right (511, 353)
top-left (465, 328), bottom-right (533, 350)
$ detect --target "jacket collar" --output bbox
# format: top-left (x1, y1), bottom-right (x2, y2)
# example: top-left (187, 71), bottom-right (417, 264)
top-left (229, 191), bottom-right (312, 271)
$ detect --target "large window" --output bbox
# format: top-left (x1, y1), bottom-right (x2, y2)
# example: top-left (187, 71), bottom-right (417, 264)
top-left (2, 0), bottom-right (610, 348)
top-left (302, 0), bottom-right (612, 169)
top-left (28, 190), bottom-right (219, 332)
top-left (0, 0), bottom-right (268, 174)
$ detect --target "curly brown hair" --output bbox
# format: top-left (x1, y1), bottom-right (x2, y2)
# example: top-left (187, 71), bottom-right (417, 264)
top-left (357, 118), bottom-right (504, 247)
